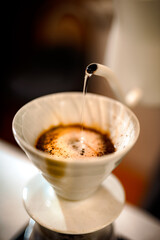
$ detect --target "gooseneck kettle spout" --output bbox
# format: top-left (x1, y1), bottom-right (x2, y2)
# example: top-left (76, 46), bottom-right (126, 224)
top-left (86, 63), bottom-right (142, 108)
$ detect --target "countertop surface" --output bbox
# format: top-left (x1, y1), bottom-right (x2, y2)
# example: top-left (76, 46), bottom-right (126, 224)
top-left (0, 140), bottom-right (160, 240)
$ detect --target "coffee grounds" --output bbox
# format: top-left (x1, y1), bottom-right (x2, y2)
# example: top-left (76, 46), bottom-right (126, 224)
top-left (35, 124), bottom-right (115, 158)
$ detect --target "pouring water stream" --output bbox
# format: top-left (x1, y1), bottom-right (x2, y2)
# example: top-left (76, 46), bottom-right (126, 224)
top-left (80, 63), bottom-right (142, 150)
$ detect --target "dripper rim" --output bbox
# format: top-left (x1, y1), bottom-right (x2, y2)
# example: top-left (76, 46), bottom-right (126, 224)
top-left (12, 92), bottom-right (140, 165)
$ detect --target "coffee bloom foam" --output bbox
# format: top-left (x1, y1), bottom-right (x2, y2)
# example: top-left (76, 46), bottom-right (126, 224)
top-left (36, 125), bottom-right (115, 159)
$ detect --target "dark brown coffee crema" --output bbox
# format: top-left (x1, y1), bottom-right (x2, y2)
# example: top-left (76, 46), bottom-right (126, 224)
top-left (35, 124), bottom-right (115, 158)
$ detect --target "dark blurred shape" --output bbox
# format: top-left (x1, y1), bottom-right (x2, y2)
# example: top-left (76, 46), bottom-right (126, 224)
top-left (143, 154), bottom-right (160, 220)
top-left (1, 0), bottom-right (113, 144)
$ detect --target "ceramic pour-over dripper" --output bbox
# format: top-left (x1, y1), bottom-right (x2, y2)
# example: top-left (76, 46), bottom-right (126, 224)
top-left (13, 92), bottom-right (139, 200)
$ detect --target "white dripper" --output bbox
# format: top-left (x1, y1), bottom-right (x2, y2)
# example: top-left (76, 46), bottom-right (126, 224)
top-left (86, 63), bottom-right (142, 108)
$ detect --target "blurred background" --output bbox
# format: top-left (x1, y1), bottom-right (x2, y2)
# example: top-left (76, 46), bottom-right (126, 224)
top-left (1, 0), bottom-right (160, 222)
